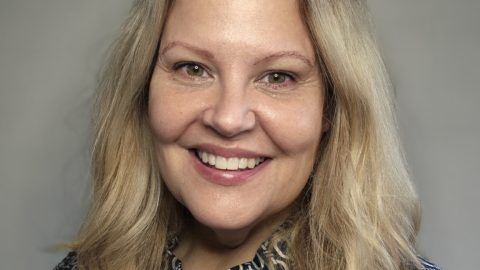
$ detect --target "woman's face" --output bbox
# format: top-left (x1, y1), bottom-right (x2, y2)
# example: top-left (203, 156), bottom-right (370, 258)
top-left (149, 0), bottom-right (325, 236)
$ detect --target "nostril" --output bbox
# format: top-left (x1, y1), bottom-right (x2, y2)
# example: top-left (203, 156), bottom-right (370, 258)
top-left (204, 110), bottom-right (256, 138)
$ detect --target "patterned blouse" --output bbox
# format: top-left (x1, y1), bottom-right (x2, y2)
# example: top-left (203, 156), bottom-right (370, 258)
top-left (54, 239), bottom-right (441, 270)
top-left (165, 238), bottom-right (290, 270)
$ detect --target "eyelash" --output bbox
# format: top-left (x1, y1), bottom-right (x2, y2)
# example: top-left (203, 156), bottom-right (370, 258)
top-left (171, 61), bottom-right (297, 89)
top-left (257, 71), bottom-right (296, 90)
top-left (172, 62), bottom-right (211, 80)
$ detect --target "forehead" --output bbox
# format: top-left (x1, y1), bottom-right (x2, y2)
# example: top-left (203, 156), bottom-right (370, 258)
top-left (161, 0), bottom-right (315, 60)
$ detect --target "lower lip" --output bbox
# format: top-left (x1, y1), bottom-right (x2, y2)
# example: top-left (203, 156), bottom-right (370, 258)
top-left (190, 151), bottom-right (270, 186)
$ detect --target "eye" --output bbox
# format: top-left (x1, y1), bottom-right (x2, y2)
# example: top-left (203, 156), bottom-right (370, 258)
top-left (173, 62), bottom-right (210, 78)
top-left (267, 72), bottom-right (289, 84)
top-left (258, 71), bottom-right (296, 90)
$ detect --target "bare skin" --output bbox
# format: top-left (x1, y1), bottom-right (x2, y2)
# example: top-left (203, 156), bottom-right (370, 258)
top-left (174, 208), bottom-right (292, 269)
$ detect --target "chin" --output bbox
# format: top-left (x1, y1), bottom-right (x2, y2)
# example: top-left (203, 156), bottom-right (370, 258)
top-left (188, 202), bottom-right (265, 231)
top-left (192, 211), bottom-right (265, 247)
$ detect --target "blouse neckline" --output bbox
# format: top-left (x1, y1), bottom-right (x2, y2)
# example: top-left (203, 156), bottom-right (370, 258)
top-left (165, 236), bottom-right (290, 270)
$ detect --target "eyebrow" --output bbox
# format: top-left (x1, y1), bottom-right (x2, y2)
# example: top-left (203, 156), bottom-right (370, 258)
top-left (160, 41), bottom-right (215, 60)
top-left (160, 41), bottom-right (314, 67)
top-left (253, 51), bottom-right (314, 67)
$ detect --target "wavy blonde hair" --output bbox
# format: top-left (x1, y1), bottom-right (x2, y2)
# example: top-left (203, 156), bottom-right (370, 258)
top-left (72, 0), bottom-right (422, 269)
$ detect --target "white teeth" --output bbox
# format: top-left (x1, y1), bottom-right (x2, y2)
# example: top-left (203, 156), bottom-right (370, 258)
top-left (247, 158), bottom-right (256, 169)
top-left (227, 158), bottom-right (239, 170)
top-left (239, 158), bottom-right (248, 169)
top-left (208, 154), bottom-right (215, 165)
top-left (201, 151), bottom-right (208, 163)
top-left (215, 156), bottom-right (227, 170)
top-left (196, 150), bottom-right (266, 171)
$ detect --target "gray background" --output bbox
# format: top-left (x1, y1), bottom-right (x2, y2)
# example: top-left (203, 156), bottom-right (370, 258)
top-left (0, 0), bottom-right (478, 269)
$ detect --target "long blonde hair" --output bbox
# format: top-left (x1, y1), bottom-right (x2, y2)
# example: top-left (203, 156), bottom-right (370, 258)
top-left (72, 0), bottom-right (422, 269)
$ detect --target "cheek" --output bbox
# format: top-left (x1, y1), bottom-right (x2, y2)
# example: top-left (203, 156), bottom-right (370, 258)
top-left (263, 97), bottom-right (324, 155)
top-left (148, 82), bottom-right (189, 201)
top-left (148, 77), bottom-right (197, 143)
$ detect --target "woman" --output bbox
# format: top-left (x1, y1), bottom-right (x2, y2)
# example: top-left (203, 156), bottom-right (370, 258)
top-left (55, 0), bottom-right (440, 269)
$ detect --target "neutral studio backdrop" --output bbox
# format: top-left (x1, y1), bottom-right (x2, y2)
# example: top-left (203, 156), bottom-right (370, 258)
top-left (0, 0), bottom-right (478, 269)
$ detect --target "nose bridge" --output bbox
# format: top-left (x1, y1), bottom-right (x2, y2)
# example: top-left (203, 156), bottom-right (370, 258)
top-left (204, 77), bottom-right (255, 137)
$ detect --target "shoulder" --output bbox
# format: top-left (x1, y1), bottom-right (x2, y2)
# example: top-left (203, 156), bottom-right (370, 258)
top-left (53, 251), bottom-right (78, 270)
top-left (419, 256), bottom-right (442, 270)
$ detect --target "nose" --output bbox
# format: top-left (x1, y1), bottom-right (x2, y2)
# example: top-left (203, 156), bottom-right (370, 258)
top-left (202, 84), bottom-right (256, 138)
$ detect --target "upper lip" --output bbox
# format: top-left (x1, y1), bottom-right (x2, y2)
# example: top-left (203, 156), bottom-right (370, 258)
top-left (190, 143), bottom-right (271, 159)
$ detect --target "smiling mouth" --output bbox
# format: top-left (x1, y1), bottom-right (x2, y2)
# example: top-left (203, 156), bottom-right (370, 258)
top-left (194, 149), bottom-right (267, 171)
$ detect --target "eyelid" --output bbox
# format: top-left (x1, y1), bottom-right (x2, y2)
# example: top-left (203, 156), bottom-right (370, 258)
top-left (257, 70), bottom-right (297, 85)
top-left (258, 70), bottom-right (297, 81)
top-left (173, 61), bottom-right (213, 78)
top-left (255, 70), bottom-right (297, 91)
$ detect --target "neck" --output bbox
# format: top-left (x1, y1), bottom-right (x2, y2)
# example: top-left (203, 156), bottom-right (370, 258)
top-left (174, 208), bottom-right (292, 270)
